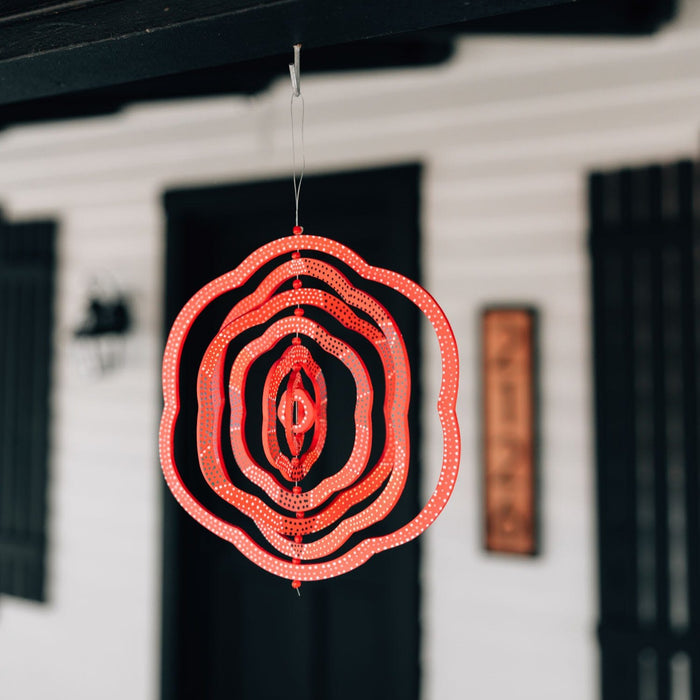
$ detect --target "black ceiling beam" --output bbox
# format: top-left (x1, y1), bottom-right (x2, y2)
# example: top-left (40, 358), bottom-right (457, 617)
top-left (463, 0), bottom-right (676, 35)
top-left (0, 36), bottom-right (456, 129)
top-left (0, 0), bottom-right (574, 107)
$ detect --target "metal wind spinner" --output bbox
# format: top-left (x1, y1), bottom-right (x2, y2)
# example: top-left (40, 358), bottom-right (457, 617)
top-left (159, 48), bottom-right (460, 588)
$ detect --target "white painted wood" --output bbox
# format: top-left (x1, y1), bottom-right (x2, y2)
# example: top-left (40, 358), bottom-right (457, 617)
top-left (1, 3), bottom-right (699, 698)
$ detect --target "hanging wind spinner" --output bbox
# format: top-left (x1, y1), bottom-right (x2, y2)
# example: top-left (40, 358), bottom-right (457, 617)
top-left (159, 47), bottom-right (460, 588)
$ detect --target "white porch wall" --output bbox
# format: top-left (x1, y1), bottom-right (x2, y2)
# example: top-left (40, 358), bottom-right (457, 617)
top-left (1, 3), bottom-right (700, 698)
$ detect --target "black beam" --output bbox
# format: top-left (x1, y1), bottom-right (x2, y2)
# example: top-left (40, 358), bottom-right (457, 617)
top-left (0, 0), bottom-right (573, 106)
top-left (0, 35), bottom-right (456, 129)
top-left (464, 0), bottom-right (676, 35)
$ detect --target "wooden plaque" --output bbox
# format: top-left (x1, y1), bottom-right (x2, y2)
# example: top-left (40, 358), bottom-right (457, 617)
top-left (482, 308), bottom-right (538, 555)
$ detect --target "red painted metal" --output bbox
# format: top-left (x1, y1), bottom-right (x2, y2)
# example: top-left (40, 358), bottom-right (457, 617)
top-left (160, 233), bottom-right (460, 582)
top-left (263, 344), bottom-right (326, 482)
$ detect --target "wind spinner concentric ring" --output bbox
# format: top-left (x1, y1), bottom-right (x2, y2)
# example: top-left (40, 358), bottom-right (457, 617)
top-left (159, 229), bottom-right (460, 584)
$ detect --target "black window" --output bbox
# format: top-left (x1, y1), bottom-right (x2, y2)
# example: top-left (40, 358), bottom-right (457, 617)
top-left (590, 162), bottom-right (699, 700)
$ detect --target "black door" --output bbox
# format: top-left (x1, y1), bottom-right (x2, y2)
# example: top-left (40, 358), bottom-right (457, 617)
top-left (161, 165), bottom-right (423, 700)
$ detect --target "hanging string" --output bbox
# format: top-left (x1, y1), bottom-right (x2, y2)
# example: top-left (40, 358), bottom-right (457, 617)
top-left (290, 44), bottom-right (305, 228)
top-left (289, 44), bottom-right (304, 597)
top-left (289, 44), bottom-right (305, 348)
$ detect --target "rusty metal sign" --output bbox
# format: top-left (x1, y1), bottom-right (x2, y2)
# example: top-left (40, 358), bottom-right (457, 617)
top-left (482, 308), bottom-right (538, 555)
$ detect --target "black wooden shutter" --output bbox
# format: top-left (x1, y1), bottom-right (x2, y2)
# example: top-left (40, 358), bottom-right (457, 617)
top-left (590, 162), bottom-right (699, 700)
top-left (0, 217), bottom-right (56, 601)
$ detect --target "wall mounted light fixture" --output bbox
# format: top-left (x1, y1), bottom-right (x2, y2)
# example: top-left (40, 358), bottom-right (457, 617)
top-left (73, 277), bottom-right (131, 375)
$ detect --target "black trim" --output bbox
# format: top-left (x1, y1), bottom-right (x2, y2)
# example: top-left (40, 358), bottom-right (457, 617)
top-left (0, 0), bottom-right (571, 108)
top-left (464, 0), bottom-right (676, 34)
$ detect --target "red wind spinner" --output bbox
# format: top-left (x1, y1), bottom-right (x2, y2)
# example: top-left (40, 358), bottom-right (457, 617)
top-left (159, 227), bottom-right (460, 586)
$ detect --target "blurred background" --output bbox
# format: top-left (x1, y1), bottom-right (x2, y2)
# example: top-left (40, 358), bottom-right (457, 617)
top-left (0, 0), bottom-right (697, 698)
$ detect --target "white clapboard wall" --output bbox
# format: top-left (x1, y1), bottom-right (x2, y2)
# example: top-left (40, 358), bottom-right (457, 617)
top-left (1, 3), bottom-right (700, 699)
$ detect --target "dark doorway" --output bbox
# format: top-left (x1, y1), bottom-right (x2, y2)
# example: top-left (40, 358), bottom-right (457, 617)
top-left (161, 165), bottom-right (423, 700)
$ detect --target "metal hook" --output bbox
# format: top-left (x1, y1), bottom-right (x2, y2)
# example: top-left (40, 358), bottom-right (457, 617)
top-left (289, 44), bottom-right (301, 97)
